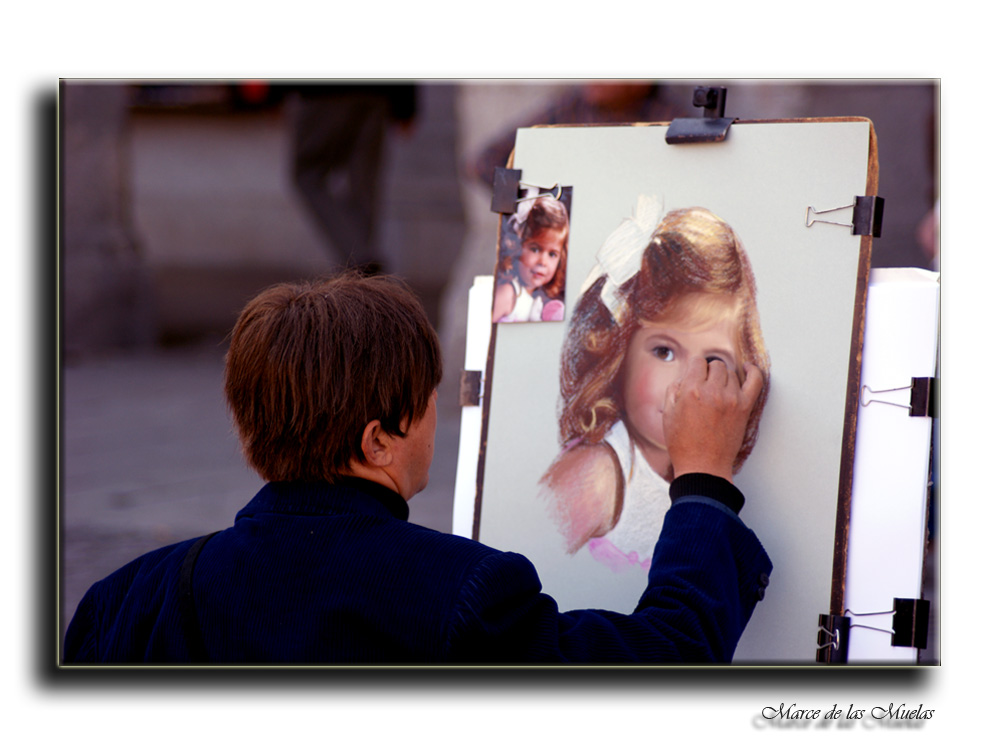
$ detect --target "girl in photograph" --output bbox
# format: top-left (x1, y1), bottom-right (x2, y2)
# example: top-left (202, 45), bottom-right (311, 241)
top-left (541, 198), bottom-right (770, 571)
top-left (492, 193), bottom-right (569, 323)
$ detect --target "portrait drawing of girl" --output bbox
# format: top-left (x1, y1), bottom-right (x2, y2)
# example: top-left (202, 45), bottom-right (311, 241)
top-left (540, 196), bottom-right (770, 572)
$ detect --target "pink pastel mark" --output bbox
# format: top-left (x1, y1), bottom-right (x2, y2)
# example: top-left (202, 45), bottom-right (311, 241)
top-left (587, 537), bottom-right (652, 573)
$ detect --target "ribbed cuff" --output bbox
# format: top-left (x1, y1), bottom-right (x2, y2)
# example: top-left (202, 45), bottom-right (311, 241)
top-left (670, 473), bottom-right (746, 515)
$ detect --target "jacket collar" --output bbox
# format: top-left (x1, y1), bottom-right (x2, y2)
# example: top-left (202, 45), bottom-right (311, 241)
top-left (236, 478), bottom-right (409, 522)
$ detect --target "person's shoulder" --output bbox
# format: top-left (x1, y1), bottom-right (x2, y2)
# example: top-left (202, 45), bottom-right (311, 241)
top-left (84, 535), bottom-right (208, 608)
top-left (402, 522), bottom-right (506, 565)
top-left (64, 536), bottom-right (204, 662)
top-left (492, 281), bottom-right (517, 321)
top-left (112, 536), bottom-right (197, 577)
top-left (543, 441), bottom-right (621, 496)
top-left (541, 442), bottom-right (623, 552)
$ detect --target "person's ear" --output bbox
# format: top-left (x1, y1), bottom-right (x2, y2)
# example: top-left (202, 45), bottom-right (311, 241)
top-left (359, 420), bottom-right (395, 468)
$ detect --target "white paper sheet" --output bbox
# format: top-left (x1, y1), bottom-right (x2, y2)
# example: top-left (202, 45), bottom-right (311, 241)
top-left (451, 276), bottom-right (494, 538)
top-left (844, 267), bottom-right (939, 662)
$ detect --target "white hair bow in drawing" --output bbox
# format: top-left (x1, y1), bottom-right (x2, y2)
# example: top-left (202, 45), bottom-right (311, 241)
top-left (580, 194), bottom-right (665, 323)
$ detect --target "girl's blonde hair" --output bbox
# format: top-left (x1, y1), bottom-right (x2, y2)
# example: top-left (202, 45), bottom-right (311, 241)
top-left (558, 207), bottom-right (770, 472)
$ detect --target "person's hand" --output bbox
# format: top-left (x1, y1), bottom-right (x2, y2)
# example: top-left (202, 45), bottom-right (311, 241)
top-left (664, 360), bottom-right (764, 483)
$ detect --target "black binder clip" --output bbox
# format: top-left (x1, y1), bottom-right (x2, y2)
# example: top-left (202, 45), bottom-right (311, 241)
top-left (853, 196), bottom-right (885, 237)
top-left (817, 613), bottom-right (851, 664)
top-left (805, 196), bottom-right (885, 237)
top-left (818, 599), bottom-right (930, 662)
top-left (491, 167), bottom-right (523, 214)
top-left (666, 86), bottom-right (735, 144)
top-left (861, 377), bottom-right (938, 418)
top-left (491, 168), bottom-right (567, 214)
top-left (908, 377), bottom-right (938, 418)
top-left (459, 370), bottom-right (483, 407)
top-left (891, 598), bottom-right (930, 649)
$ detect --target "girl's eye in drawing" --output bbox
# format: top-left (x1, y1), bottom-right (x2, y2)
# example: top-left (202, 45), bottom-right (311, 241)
top-left (652, 346), bottom-right (675, 361)
top-left (548, 251), bottom-right (559, 260)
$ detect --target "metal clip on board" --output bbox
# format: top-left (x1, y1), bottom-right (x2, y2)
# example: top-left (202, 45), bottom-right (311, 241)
top-left (817, 599), bottom-right (930, 663)
top-left (805, 196), bottom-right (885, 237)
top-left (861, 377), bottom-right (938, 418)
top-left (491, 168), bottom-right (564, 214)
top-left (459, 370), bottom-right (484, 408)
top-left (665, 86), bottom-right (735, 144)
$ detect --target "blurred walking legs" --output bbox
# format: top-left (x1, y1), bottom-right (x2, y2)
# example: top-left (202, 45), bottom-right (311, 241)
top-left (290, 92), bottom-right (389, 270)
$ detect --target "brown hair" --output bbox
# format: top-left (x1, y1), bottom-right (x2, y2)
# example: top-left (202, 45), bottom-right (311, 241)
top-left (558, 207), bottom-right (769, 471)
top-left (224, 272), bottom-right (442, 482)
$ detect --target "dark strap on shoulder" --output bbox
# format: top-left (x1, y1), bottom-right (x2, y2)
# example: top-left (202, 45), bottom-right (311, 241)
top-left (178, 531), bottom-right (219, 663)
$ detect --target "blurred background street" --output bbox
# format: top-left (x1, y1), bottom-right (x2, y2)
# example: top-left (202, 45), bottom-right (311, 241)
top-left (59, 79), bottom-right (938, 646)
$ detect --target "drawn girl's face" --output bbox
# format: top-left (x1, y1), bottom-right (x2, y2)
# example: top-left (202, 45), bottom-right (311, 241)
top-left (620, 293), bottom-right (740, 476)
top-left (517, 227), bottom-right (565, 291)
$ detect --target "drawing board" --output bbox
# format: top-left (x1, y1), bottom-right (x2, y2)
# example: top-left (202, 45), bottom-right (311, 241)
top-left (468, 119), bottom-right (878, 662)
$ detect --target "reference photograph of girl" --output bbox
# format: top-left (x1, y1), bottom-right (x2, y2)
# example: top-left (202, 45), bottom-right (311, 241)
top-left (491, 188), bottom-right (571, 323)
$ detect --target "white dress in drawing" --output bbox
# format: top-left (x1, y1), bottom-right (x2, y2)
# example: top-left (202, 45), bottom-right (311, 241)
top-left (587, 420), bottom-right (672, 572)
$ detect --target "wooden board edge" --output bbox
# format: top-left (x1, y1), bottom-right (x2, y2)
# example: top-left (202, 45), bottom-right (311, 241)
top-left (828, 120), bottom-right (879, 616)
top-left (471, 149), bottom-right (513, 542)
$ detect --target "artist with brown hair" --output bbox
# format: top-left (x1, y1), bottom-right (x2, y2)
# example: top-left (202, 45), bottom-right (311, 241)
top-left (64, 272), bottom-right (771, 664)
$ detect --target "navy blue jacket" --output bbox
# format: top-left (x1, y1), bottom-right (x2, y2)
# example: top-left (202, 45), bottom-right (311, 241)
top-left (64, 477), bottom-right (771, 664)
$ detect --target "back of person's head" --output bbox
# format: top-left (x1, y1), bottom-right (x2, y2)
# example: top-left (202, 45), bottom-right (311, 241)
top-left (224, 272), bottom-right (442, 483)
